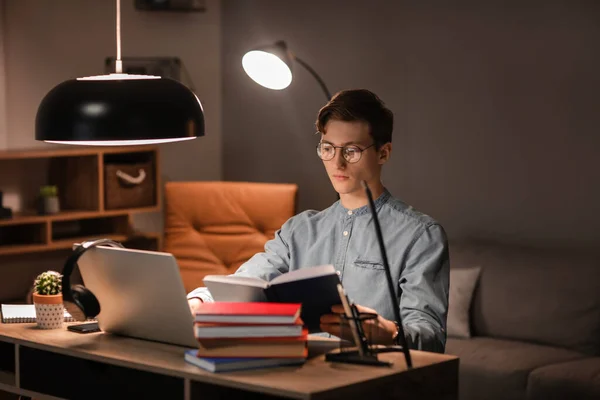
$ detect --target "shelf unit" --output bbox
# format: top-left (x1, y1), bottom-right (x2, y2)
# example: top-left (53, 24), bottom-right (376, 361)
top-left (0, 145), bottom-right (162, 257)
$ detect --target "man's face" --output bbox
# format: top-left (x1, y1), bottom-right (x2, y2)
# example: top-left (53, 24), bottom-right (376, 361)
top-left (319, 119), bottom-right (390, 196)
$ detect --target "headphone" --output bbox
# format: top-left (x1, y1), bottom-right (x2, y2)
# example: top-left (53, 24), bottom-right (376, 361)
top-left (61, 238), bottom-right (125, 322)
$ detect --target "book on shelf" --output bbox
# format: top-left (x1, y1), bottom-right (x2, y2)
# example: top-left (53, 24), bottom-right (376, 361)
top-left (203, 264), bottom-right (341, 332)
top-left (1, 304), bottom-right (82, 323)
top-left (184, 349), bottom-right (306, 373)
top-left (194, 302), bottom-right (302, 325)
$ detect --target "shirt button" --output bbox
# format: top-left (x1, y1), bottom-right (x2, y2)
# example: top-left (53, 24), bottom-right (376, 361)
top-left (347, 210), bottom-right (353, 215)
top-left (343, 231), bottom-right (349, 236)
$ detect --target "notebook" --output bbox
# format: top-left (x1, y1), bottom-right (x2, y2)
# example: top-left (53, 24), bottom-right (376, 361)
top-left (1, 304), bottom-right (78, 323)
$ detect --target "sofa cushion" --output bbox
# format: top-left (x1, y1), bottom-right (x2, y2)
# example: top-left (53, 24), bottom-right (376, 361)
top-left (449, 241), bottom-right (600, 355)
top-left (446, 337), bottom-right (585, 400)
top-left (527, 358), bottom-right (600, 400)
top-left (447, 266), bottom-right (481, 338)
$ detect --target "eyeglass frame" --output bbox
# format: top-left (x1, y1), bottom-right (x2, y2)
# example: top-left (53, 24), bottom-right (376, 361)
top-left (316, 140), bottom-right (377, 164)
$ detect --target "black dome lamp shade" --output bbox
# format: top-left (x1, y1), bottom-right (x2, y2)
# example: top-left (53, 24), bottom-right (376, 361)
top-left (35, 76), bottom-right (204, 145)
top-left (35, 0), bottom-right (204, 146)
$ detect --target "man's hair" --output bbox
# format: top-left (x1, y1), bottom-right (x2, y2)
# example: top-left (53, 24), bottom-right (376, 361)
top-left (316, 89), bottom-right (393, 148)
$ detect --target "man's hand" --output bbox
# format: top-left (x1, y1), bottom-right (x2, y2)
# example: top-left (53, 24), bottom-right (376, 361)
top-left (188, 297), bottom-right (203, 315)
top-left (319, 304), bottom-right (397, 345)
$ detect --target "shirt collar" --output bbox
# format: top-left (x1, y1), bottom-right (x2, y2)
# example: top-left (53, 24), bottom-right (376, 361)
top-left (336, 188), bottom-right (391, 217)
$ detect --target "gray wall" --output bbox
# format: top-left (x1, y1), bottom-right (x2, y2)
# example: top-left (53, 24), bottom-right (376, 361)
top-left (0, 2), bottom-right (6, 149)
top-left (222, 0), bottom-right (600, 248)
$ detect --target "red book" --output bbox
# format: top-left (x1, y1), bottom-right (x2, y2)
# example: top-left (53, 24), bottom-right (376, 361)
top-left (194, 302), bottom-right (301, 325)
top-left (196, 343), bottom-right (308, 359)
top-left (196, 330), bottom-right (309, 358)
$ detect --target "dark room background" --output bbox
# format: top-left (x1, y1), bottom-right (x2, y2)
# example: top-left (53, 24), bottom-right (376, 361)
top-left (221, 0), bottom-right (600, 248)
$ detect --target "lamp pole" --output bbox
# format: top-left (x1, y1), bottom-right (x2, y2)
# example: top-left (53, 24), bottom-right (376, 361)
top-left (294, 57), bottom-right (332, 101)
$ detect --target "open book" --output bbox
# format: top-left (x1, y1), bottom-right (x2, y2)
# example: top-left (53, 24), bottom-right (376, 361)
top-left (203, 265), bottom-right (341, 332)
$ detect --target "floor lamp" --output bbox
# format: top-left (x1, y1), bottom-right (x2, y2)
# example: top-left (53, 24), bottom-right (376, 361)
top-left (242, 40), bottom-right (332, 101)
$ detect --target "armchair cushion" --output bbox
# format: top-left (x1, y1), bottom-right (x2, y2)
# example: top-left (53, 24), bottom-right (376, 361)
top-left (164, 181), bottom-right (298, 293)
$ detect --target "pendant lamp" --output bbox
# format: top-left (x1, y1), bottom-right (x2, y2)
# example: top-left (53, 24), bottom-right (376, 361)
top-left (35, 0), bottom-right (204, 146)
top-left (242, 40), bottom-right (331, 100)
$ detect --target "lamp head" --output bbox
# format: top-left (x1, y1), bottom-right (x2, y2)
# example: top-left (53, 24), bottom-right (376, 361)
top-left (35, 74), bottom-right (204, 145)
top-left (35, 0), bottom-right (205, 146)
top-left (242, 40), bottom-right (294, 90)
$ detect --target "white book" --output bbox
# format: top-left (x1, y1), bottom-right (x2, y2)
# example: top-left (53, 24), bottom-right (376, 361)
top-left (194, 324), bottom-right (304, 339)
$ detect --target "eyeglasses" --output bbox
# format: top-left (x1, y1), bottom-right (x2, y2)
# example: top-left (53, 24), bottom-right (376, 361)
top-left (316, 141), bottom-right (376, 164)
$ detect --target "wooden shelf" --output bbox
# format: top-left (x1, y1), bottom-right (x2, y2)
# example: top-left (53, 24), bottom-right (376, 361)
top-left (0, 243), bottom-right (53, 256)
top-left (0, 146), bottom-right (162, 257)
top-left (0, 144), bottom-right (159, 160)
top-left (49, 234), bottom-right (130, 249)
top-left (0, 371), bottom-right (15, 386)
top-left (0, 233), bottom-right (164, 256)
top-left (0, 207), bottom-right (161, 227)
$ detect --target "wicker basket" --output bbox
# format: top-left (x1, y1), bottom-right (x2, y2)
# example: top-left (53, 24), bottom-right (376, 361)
top-left (104, 161), bottom-right (155, 210)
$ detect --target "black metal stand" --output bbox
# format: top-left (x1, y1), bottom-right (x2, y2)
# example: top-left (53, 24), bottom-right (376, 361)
top-left (324, 308), bottom-right (409, 367)
top-left (325, 182), bottom-right (414, 369)
top-left (325, 349), bottom-right (392, 367)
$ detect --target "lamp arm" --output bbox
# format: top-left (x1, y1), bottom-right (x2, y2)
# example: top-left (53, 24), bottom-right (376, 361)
top-left (362, 181), bottom-right (413, 369)
top-left (294, 56), bottom-right (332, 101)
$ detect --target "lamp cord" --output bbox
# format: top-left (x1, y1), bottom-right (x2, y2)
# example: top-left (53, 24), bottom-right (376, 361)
top-left (115, 0), bottom-right (123, 73)
top-left (294, 56), bottom-right (332, 101)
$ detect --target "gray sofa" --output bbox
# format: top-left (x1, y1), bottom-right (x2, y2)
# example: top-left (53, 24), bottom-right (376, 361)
top-left (445, 241), bottom-right (600, 400)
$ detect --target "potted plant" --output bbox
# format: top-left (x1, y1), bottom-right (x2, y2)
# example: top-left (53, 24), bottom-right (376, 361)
top-left (32, 271), bottom-right (65, 329)
top-left (38, 185), bottom-right (60, 215)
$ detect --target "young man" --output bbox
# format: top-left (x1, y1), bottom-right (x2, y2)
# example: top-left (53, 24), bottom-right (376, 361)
top-left (188, 89), bottom-right (449, 353)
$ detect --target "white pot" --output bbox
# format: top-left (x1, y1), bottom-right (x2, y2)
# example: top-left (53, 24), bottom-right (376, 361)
top-left (33, 293), bottom-right (64, 329)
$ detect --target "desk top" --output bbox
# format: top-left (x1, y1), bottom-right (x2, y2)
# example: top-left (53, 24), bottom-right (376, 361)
top-left (0, 322), bottom-right (457, 399)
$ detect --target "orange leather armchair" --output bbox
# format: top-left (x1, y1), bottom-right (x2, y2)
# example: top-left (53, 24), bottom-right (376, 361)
top-left (164, 181), bottom-right (298, 293)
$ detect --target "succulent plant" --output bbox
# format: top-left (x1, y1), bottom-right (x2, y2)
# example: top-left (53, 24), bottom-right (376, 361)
top-left (40, 185), bottom-right (58, 198)
top-left (33, 270), bottom-right (63, 295)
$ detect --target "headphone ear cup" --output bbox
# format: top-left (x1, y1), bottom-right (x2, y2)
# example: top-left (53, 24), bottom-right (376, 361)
top-left (64, 284), bottom-right (100, 321)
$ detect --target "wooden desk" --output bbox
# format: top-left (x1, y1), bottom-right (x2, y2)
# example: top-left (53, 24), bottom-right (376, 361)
top-left (0, 322), bottom-right (458, 400)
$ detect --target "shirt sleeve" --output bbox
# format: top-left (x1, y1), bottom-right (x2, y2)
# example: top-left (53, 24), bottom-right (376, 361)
top-left (186, 217), bottom-right (294, 302)
top-left (398, 223), bottom-right (450, 353)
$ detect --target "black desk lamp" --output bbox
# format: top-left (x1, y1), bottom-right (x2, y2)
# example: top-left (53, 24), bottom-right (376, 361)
top-left (242, 40), bottom-right (332, 101)
top-left (325, 181), bottom-right (413, 369)
top-left (363, 181), bottom-right (412, 368)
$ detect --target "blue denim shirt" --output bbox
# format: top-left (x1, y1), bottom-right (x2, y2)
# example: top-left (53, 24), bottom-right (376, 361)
top-left (188, 189), bottom-right (450, 353)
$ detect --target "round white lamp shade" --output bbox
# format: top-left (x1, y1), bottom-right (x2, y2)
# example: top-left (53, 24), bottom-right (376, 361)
top-left (242, 50), bottom-right (292, 90)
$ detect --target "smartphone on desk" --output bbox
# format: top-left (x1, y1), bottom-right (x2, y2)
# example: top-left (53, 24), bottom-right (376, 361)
top-left (67, 322), bottom-right (100, 334)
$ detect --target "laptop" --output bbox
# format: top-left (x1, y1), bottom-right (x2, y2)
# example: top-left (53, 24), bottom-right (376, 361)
top-left (77, 245), bottom-right (198, 348)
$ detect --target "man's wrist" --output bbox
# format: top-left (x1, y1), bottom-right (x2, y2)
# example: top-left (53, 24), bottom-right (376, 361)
top-left (391, 320), bottom-right (401, 345)
top-left (379, 318), bottom-right (399, 345)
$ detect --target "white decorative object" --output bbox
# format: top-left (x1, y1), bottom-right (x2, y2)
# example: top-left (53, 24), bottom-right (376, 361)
top-left (34, 300), bottom-right (64, 329)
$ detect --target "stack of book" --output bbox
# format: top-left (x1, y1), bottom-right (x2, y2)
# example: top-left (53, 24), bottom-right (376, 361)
top-left (184, 302), bottom-right (308, 373)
